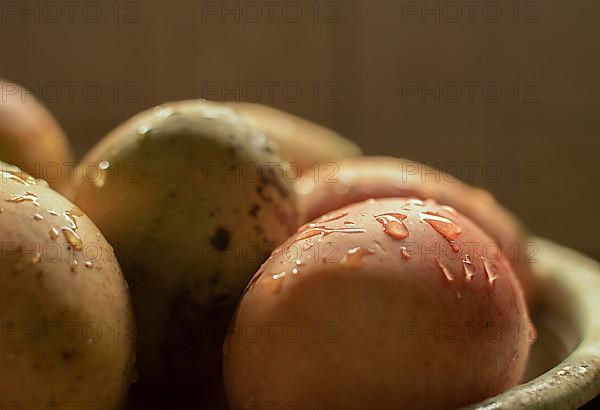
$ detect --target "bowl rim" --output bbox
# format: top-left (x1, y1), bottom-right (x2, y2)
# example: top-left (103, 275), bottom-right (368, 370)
top-left (465, 237), bottom-right (600, 409)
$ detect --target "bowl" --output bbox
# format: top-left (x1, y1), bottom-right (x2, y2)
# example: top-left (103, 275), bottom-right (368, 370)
top-left (467, 237), bottom-right (600, 409)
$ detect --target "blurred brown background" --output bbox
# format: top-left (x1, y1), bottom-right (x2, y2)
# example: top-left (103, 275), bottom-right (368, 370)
top-left (1, 0), bottom-right (598, 258)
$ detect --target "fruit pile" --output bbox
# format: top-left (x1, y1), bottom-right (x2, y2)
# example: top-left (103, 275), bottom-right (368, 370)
top-left (0, 80), bottom-right (536, 409)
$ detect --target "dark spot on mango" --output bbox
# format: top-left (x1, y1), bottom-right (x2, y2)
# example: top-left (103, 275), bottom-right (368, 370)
top-left (210, 227), bottom-right (230, 251)
top-left (256, 185), bottom-right (273, 203)
top-left (249, 204), bottom-right (260, 218)
top-left (62, 349), bottom-right (76, 361)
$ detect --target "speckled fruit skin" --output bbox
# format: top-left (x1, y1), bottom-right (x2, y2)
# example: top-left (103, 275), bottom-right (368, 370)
top-left (69, 100), bottom-right (300, 407)
top-left (224, 198), bottom-right (535, 410)
top-left (227, 102), bottom-right (362, 174)
top-left (0, 162), bottom-right (135, 408)
top-left (297, 156), bottom-right (537, 307)
top-left (0, 80), bottom-right (74, 191)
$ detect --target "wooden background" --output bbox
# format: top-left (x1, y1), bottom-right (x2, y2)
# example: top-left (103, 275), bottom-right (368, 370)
top-left (1, 0), bottom-right (599, 259)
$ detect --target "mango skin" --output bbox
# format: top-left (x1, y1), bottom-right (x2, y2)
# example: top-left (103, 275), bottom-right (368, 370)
top-left (0, 162), bottom-right (135, 408)
top-left (224, 198), bottom-right (535, 410)
top-left (228, 102), bottom-right (362, 174)
top-left (296, 156), bottom-right (537, 307)
top-left (69, 100), bottom-right (300, 407)
top-left (0, 80), bottom-right (74, 191)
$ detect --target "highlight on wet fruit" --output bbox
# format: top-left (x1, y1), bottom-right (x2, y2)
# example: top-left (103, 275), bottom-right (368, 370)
top-left (295, 156), bottom-right (537, 307)
top-left (0, 161), bottom-right (135, 409)
top-left (68, 99), bottom-right (300, 407)
top-left (0, 79), bottom-right (73, 191)
top-left (224, 197), bottom-right (536, 410)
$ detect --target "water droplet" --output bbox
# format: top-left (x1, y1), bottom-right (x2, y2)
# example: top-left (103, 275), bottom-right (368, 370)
top-left (6, 192), bottom-right (40, 206)
top-left (272, 272), bottom-right (287, 280)
top-left (137, 126), bottom-right (151, 141)
top-left (154, 106), bottom-right (173, 118)
top-left (341, 247), bottom-right (374, 268)
top-left (481, 257), bottom-right (497, 286)
top-left (69, 207), bottom-right (84, 217)
top-left (578, 365), bottom-right (590, 373)
top-left (302, 240), bottom-right (315, 250)
top-left (63, 210), bottom-right (79, 230)
top-left (375, 213), bottom-right (409, 239)
top-left (31, 252), bottom-right (41, 264)
top-left (419, 211), bottom-right (462, 245)
top-left (296, 227), bottom-right (366, 241)
top-left (407, 198), bottom-right (425, 206)
top-left (137, 124), bottom-right (151, 137)
top-left (62, 227), bottom-right (83, 251)
top-left (294, 258), bottom-right (303, 266)
top-left (400, 246), bottom-right (411, 260)
top-left (435, 256), bottom-right (454, 282)
top-left (462, 255), bottom-right (475, 281)
top-left (84, 261), bottom-right (93, 268)
top-left (48, 210), bottom-right (60, 216)
top-left (94, 161), bottom-right (111, 188)
top-left (1, 169), bottom-right (36, 186)
top-left (70, 259), bottom-right (79, 272)
top-left (49, 227), bottom-right (59, 240)
top-left (343, 220), bottom-right (355, 225)
top-left (449, 241), bottom-right (460, 252)
top-left (291, 267), bottom-right (299, 274)
top-left (33, 213), bottom-right (44, 221)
